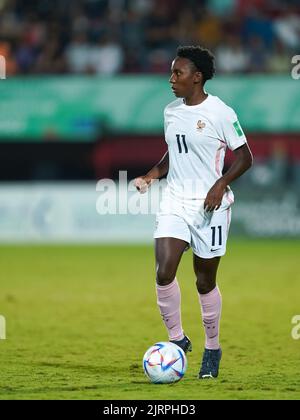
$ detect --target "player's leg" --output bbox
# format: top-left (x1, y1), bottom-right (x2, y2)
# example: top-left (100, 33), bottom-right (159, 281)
top-left (193, 255), bottom-right (222, 347)
top-left (193, 254), bottom-right (222, 378)
top-left (155, 237), bottom-right (187, 286)
top-left (155, 237), bottom-right (192, 352)
top-left (189, 204), bottom-right (232, 377)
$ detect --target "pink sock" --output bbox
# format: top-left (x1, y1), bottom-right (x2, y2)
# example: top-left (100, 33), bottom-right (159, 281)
top-left (156, 278), bottom-right (184, 341)
top-left (198, 286), bottom-right (222, 350)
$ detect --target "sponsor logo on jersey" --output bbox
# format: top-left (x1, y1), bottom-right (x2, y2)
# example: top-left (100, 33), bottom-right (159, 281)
top-left (197, 120), bottom-right (206, 131)
top-left (233, 120), bottom-right (244, 137)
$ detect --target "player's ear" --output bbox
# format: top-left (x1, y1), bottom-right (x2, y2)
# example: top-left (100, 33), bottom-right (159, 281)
top-left (194, 71), bottom-right (203, 84)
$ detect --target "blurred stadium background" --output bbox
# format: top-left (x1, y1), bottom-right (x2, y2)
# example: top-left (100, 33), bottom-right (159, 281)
top-left (0, 0), bottom-right (300, 400)
top-left (0, 0), bottom-right (300, 242)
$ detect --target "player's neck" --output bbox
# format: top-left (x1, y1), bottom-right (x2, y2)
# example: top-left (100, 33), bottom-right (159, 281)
top-left (183, 90), bottom-right (208, 106)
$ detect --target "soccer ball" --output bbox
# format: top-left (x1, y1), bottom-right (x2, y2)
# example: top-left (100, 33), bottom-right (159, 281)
top-left (143, 342), bottom-right (187, 384)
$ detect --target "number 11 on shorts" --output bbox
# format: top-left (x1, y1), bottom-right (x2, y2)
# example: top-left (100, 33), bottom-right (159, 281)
top-left (211, 226), bottom-right (222, 247)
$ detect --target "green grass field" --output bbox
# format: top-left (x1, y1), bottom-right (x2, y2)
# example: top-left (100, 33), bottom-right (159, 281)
top-left (0, 240), bottom-right (300, 400)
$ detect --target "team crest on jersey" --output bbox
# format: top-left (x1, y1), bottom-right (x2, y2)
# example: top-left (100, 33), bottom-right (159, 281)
top-left (197, 120), bottom-right (206, 131)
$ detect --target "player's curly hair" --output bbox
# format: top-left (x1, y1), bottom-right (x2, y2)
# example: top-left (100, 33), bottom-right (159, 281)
top-left (177, 46), bottom-right (216, 84)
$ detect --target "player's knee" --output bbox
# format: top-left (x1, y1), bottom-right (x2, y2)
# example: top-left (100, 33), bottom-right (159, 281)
top-left (196, 275), bottom-right (215, 295)
top-left (156, 264), bottom-right (175, 286)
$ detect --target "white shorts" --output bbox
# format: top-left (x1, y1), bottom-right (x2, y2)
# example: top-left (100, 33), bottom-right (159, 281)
top-left (154, 189), bottom-right (234, 259)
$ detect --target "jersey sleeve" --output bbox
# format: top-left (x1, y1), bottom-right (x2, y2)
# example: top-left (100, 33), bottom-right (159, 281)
top-left (221, 107), bottom-right (247, 151)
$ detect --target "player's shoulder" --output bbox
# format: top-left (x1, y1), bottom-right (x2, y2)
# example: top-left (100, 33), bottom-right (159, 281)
top-left (208, 94), bottom-right (237, 119)
top-left (164, 99), bottom-right (183, 114)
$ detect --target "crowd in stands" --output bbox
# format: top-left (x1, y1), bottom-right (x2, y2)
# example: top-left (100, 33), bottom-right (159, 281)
top-left (0, 0), bottom-right (299, 76)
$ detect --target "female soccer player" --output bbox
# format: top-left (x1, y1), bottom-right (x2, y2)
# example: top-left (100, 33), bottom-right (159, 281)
top-left (134, 46), bottom-right (253, 379)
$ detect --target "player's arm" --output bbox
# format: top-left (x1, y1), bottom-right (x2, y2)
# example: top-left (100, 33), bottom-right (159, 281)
top-left (134, 151), bottom-right (169, 193)
top-left (204, 143), bottom-right (253, 211)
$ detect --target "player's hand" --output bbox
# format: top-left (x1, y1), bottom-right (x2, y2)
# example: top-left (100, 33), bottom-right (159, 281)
top-left (204, 179), bottom-right (227, 212)
top-left (134, 176), bottom-right (151, 194)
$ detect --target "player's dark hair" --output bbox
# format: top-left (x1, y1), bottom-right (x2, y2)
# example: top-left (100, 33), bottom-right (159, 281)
top-left (177, 46), bottom-right (215, 84)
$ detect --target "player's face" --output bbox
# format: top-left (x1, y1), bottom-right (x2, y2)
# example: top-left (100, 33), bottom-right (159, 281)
top-left (169, 57), bottom-right (200, 98)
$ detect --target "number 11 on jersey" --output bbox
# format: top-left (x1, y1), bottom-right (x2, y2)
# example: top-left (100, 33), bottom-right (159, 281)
top-left (176, 134), bottom-right (188, 154)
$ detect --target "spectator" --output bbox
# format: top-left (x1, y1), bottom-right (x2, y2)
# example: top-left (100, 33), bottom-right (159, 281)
top-left (274, 10), bottom-right (300, 50)
top-left (0, 0), bottom-right (299, 75)
top-left (175, 8), bottom-right (197, 45)
top-left (89, 34), bottom-right (124, 75)
top-left (215, 34), bottom-right (249, 73)
top-left (147, 48), bottom-right (171, 73)
top-left (34, 35), bottom-right (66, 74)
top-left (207, 0), bottom-right (236, 17)
top-left (242, 10), bottom-right (275, 50)
top-left (15, 39), bottom-right (38, 73)
top-left (267, 40), bottom-right (291, 73)
top-left (247, 35), bottom-right (269, 73)
top-left (143, 2), bottom-right (176, 51)
top-left (0, 41), bottom-right (18, 75)
top-left (194, 10), bottom-right (223, 49)
top-left (65, 32), bottom-right (91, 74)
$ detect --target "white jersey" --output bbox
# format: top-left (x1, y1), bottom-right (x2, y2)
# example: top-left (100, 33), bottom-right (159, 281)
top-left (164, 94), bottom-right (247, 199)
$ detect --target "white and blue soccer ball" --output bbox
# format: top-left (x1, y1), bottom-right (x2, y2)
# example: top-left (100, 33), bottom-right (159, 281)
top-left (143, 342), bottom-right (187, 384)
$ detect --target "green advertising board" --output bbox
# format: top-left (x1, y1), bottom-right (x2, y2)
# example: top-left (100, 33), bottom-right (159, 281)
top-left (0, 75), bottom-right (299, 141)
